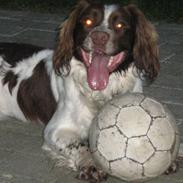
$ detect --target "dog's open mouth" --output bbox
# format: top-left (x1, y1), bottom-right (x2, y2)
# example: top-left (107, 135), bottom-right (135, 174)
top-left (81, 49), bottom-right (126, 91)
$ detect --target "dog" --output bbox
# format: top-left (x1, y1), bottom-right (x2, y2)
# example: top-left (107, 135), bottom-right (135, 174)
top-left (0, 0), bottom-right (160, 181)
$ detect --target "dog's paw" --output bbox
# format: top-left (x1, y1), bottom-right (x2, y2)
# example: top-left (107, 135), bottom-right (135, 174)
top-left (52, 130), bottom-right (80, 152)
top-left (165, 162), bottom-right (178, 175)
top-left (77, 166), bottom-right (108, 183)
top-left (165, 156), bottom-right (183, 175)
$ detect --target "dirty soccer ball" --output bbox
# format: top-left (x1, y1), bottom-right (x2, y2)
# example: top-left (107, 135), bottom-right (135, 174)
top-left (89, 93), bottom-right (180, 182)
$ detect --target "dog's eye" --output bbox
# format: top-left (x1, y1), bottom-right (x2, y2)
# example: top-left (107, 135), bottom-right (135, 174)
top-left (83, 18), bottom-right (94, 27)
top-left (115, 23), bottom-right (125, 30)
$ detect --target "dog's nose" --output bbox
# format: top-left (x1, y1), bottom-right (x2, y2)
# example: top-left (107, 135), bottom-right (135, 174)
top-left (90, 31), bottom-right (109, 46)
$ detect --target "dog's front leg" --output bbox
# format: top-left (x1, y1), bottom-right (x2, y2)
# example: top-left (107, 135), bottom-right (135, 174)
top-left (42, 98), bottom-right (94, 170)
top-left (43, 104), bottom-right (107, 181)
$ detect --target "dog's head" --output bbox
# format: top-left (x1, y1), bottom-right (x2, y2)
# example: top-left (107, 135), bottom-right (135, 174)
top-left (53, 0), bottom-right (159, 91)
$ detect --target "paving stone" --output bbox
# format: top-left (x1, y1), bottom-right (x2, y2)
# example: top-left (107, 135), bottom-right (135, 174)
top-left (160, 62), bottom-right (183, 76)
top-left (0, 23), bottom-right (25, 37)
top-left (144, 86), bottom-right (183, 107)
top-left (165, 104), bottom-right (183, 122)
top-left (159, 43), bottom-right (181, 61)
top-left (158, 31), bottom-right (183, 44)
top-left (157, 23), bottom-right (183, 30)
top-left (152, 74), bottom-right (183, 90)
top-left (14, 29), bottom-right (56, 47)
top-left (0, 9), bottom-right (65, 23)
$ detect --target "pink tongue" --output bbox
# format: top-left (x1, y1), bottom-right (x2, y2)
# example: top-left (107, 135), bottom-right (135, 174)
top-left (87, 54), bottom-right (110, 91)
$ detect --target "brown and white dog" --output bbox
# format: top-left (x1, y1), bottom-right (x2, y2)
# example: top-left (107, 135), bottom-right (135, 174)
top-left (0, 0), bottom-right (160, 181)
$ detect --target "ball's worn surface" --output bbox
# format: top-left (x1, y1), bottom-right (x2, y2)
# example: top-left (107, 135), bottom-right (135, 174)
top-left (89, 93), bottom-right (180, 182)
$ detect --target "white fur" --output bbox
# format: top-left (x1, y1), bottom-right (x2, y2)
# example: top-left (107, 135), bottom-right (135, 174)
top-left (103, 5), bottom-right (117, 26)
top-left (0, 49), bottom-right (142, 169)
top-left (13, 49), bottom-right (53, 79)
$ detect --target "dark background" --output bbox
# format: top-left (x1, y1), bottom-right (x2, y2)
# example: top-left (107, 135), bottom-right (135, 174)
top-left (0, 0), bottom-right (182, 23)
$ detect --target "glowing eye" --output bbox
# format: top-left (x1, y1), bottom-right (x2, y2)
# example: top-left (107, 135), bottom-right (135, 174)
top-left (115, 23), bottom-right (125, 30)
top-left (84, 19), bottom-right (93, 27)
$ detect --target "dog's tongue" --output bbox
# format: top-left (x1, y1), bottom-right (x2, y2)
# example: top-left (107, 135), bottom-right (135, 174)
top-left (87, 53), bottom-right (110, 91)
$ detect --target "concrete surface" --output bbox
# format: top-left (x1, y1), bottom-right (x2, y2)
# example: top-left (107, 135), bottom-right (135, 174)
top-left (0, 9), bottom-right (183, 183)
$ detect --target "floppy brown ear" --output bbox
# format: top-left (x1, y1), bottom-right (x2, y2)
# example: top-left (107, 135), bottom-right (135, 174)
top-left (53, 0), bottom-right (90, 75)
top-left (126, 5), bottom-right (160, 81)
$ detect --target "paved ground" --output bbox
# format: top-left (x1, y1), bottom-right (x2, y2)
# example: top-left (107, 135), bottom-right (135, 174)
top-left (0, 9), bottom-right (183, 183)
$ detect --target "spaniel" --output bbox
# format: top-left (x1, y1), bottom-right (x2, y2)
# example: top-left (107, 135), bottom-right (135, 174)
top-left (0, 0), bottom-right (160, 181)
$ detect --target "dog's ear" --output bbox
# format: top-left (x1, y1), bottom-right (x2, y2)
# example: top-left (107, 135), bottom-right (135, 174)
top-left (126, 5), bottom-right (160, 81)
top-left (53, 0), bottom-right (90, 75)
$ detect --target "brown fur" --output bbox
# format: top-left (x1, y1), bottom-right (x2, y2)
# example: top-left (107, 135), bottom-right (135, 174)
top-left (17, 61), bottom-right (57, 124)
top-left (125, 5), bottom-right (160, 81)
top-left (53, 0), bottom-right (90, 75)
top-left (2, 71), bottom-right (18, 95)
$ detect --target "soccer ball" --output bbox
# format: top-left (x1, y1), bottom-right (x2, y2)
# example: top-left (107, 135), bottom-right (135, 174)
top-left (89, 93), bottom-right (180, 182)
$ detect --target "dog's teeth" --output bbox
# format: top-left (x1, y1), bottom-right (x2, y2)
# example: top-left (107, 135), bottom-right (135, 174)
top-left (108, 57), bottom-right (114, 66)
top-left (89, 52), bottom-right (92, 64)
